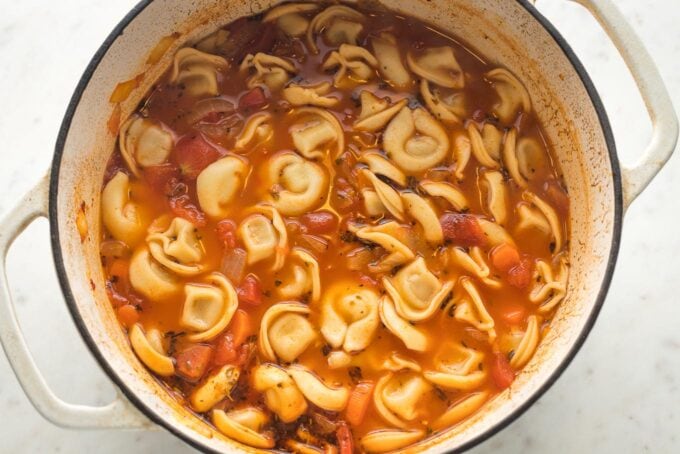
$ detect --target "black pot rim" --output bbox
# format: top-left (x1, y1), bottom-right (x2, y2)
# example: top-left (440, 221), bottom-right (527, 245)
top-left (48, 1), bottom-right (622, 452)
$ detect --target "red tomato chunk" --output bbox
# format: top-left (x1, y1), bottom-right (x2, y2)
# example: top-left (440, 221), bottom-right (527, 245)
top-left (169, 195), bottom-right (207, 227)
top-left (507, 257), bottom-right (533, 289)
top-left (490, 352), bottom-right (515, 390)
top-left (237, 274), bottom-right (263, 306)
top-left (175, 344), bottom-right (213, 382)
top-left (238, 87), bottom-right (268, 111)
top-left (440, 213), bottom-right (487, 247)
top-left (216, 219), bottom-right (238, 249)
top-left (301, 210), bottom-right (338, 235)
top-left (172, 134), bottom-right (222, 179)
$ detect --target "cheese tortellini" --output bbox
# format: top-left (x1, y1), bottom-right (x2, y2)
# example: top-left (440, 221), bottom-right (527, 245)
top-left (180, 273), bottom-right (238, 342)
top-left (373, 371), bottom-right (432, 428)
top-left (383, 107), bottom-right (450, 174)
top-left (282, 81), bottom-right (339, 108)
top-left (354, 91), bottom-right (408, 133)
top-left (322, 44), bottom-right (378, 86)
top-left (371, 32), bottom-right (412, 88)
top-left (383, 257), bottom-right (453, 322)
top-left (240, 53), bottom-right (297, 91)
top-left (253, 364), bottom-right (307, 423)
top-left (424, 342), bottom-right (487, 390)
top-left (320, 282), bottom-right (380, 354)
top-left (290, 107), bottom-right (345, 159)
top-left (238, 205), bottom-right (288, 270)
top-left (452, 278), bottom-right (497, 342)
top-left (102, 172), bottom-right (148, 245)
top-left (486, 67), bottom-right (532, 123)
top-left (276, 248), bottom-right (321, 302)
top-left (307, 4), bottom-right (366, 53)
top-left (147, 217), bottom-right (204, 276)
top-left (129, 323), bottom-right (174, 376)
top-left (407, 46), bottom-right (464, 89)
top-left (196, 156), bottom-right (249, 219)
top-left (213, 407), bottom-right (275, 449)
top-left (266, 151), bottom-right (328, 216)
top-left (119, 116), bottom-right (173, 177)
top-left (129, 246), bottom-right (181, 301)
top-left (259, 302), bottom-right (316, 362)
top-left (170, 47), bottom-right (228, 97)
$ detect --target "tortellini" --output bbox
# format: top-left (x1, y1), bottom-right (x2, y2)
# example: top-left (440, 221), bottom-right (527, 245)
top-left (530, 256), bottom-right (569, 313)
top-left (468, 123), bottom-right (502, 169)
top-left (320, 282), bottom-right (380, 354)
top-left (146, 217), bottom-right (204, 276)
top-left (379, 295), bottom-right (429, 352)
top-left (424, 342), bottom-right (487, 390)
top-left (253, 363), bottom-right (307, 423)
top-left (486, 67), bottom-right (532, 123)
top-left (449, 246), bottom-right (502, 289)
top-left (480, 170), bottom-right (508, 225)
top-left (282, 81), bottom-right (339, 108)
top-left (190, 364), bottom-right (240, 412)
top-left (383, 107), bottom-right (450, 174)
top-left (354, 91), bottom-right (408, 133)
top-left (170, 47), bottom-right (228, 97)
top-left (307, 5), bottom-right (366, 53)
top-left (522, 191), bottom-right (563, 252)
top-left (129, 246), bottom-right (181, 301)
top-left (373, 371), bottom-right (432, 428)
top-left (407, 46), bottom-right (464, 89)
top-left (180, 273), bottom-right (238, 342)
top-left (239, 53), bottom-right (297, 91)
top-left (452, 278), bottom-right (496, 342)
top-left (509, 315), bottom-right (540, 369)
top-left (382, 257), bottom-right (454, 322)
top-left (431, 392), bottom-right (489, 430)
top-left (287, 365), bottom-right (350, 411)
top-left (276, 248), bottom-right (321, 302)
top-left (420, 80), bottom-right (466, 124)
top-left (322, 44), bottom-right (378, 86)
top-left (350, 221), bottom-right (414, 273)
top-left (263, 3), bottom-right (319, 37)
top-left (419, 180), bottom-right (469, 212)
top-left (259, 302), bottom-right (316, 362)
top-left (238, 205), bottom-right (288, 270)
top-left (452, 130), bottom-right (472, 181)
top-left (401, 192), bottom-right (443, 244)
top-left (119, 115), bottom-right (173, 176)
top-left (196, 156), bottom-right (249, 219)
top-left (371, 32), bottom-right (412, 88)
top-left (266, 151), bottom-right (328, 216)
top-left (360, 169), bottom-right (405, 221)
top-left (361, 429), bottom-right (425, 453)
top-left (290, 107), bottom-right (345, 159)
top-left (234, 113), bottom-right (273, 150)
top-left (360, 150), bottom-right (407, 186)
top-left (129, 323), bottom-right (174, 376)
top-left (213, 407), bottom-right (275, 449)
top-left (102, 172), bottom-right (147, 245)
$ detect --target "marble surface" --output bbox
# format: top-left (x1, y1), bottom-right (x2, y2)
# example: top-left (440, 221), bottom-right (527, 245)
top-left (0, 0), bottom-right (678, 452)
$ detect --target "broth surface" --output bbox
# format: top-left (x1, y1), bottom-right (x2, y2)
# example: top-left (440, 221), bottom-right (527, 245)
top-left (99, 3), bottom-right (570, 452)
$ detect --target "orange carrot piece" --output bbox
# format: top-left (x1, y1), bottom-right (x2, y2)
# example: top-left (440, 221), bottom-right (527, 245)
top-left (346, 381), bottom-right (375, 427)
top-left (117, 304), bottom-right (139, 328)
top-left (491, 243), bottom-right (520, 273)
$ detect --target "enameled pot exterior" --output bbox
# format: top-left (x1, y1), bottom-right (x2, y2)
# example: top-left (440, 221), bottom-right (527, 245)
top-left (0, 0), bottom-right (676, 452)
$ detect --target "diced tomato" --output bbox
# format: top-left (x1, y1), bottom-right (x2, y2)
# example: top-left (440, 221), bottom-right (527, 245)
top-left (440, 213), bottom-right (487, 247)
top-left (333, 178), bottom-right (359, 213)
top-left (216, 219), bottom-right (238, 249)
top-left (172, 134), bottom-right (222, 179)
top-left (169, 195), bottom-right (207, 227)
top-left (236, 274), bottom-right (263, 306)
top-left (490, 353), bottom-right (515, 390)
top-left (144, 163), bottom-right (180, 194)
top-left (235, 341), bottom-right (255, 367)
top-left (117, 304), bottom-right (139, 328)
top-left (345, 381), bottom-right (375, 427)
top-left (506, 257), bottom-right (533, 290)
top-left (238, 87), bottom-right (268, 111)
top-left (491, 243), bottom-right (521, 273)
top-left (213, 332), bottom-right (238, 366)
top-left (175, 344), bottom-right (213, 382)
top-left (499, 303), bottom-right (527, 326)
top-left (301, 210), bottom-right (338, 235)
top-left (544, 180), bottom-right (570, 216)
top-left (336, 422), bottom-right (354, 454)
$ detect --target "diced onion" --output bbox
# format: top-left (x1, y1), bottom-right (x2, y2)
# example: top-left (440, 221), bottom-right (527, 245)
top-left (185, 98), bottom-right (236, 125)
top-left (220, 247), bottom-right (247, 284)
top-left (100, 239), bottom-right (130, 259)
top-left (346, 247), bottom-right (374, 271)
top-left (299, 234), bottom-right (329, 254)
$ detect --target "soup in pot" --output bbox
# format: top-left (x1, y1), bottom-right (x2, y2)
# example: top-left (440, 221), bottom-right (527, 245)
top-left (99, 2), bottom-right (570, 452)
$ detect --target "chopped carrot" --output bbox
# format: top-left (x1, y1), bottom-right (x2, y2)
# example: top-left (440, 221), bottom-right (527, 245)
top-left (175, 344), bottom-right (213, 382)
top-left (491, 243), bottom-right (520, 273)
top-left (230, 309), bottom-right (252, 347)
top-left (117, 304), bottom-right (139, 328)
top-left (213, 333), bottom-right (237, 366)
top-left (109, 259), bottom-right (129, 280)
top-left (346, 381), bottom-right (375, 427)
top-left (336, 422), bottom-right (354, 454)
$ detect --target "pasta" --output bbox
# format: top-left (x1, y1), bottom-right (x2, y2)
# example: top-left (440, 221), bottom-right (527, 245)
top-left (100, 4), bottom-right (570, 452)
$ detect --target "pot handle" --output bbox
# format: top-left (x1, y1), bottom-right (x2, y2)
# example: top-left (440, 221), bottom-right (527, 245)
top-left (570, 0), bottom-right (678, 209)
top-left (0, 174), bottom-right (152, 429)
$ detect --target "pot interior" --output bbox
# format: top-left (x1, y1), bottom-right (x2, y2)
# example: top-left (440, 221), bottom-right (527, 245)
top-left (50, 0), bottom-right (619, 452)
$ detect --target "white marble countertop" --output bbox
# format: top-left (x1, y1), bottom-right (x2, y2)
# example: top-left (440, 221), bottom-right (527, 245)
top-left (1, 0), bottom-right (678, 452)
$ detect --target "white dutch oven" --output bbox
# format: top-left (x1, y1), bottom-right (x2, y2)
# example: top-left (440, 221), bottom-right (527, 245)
top-left (0, 0), bottom-right (677, 452)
